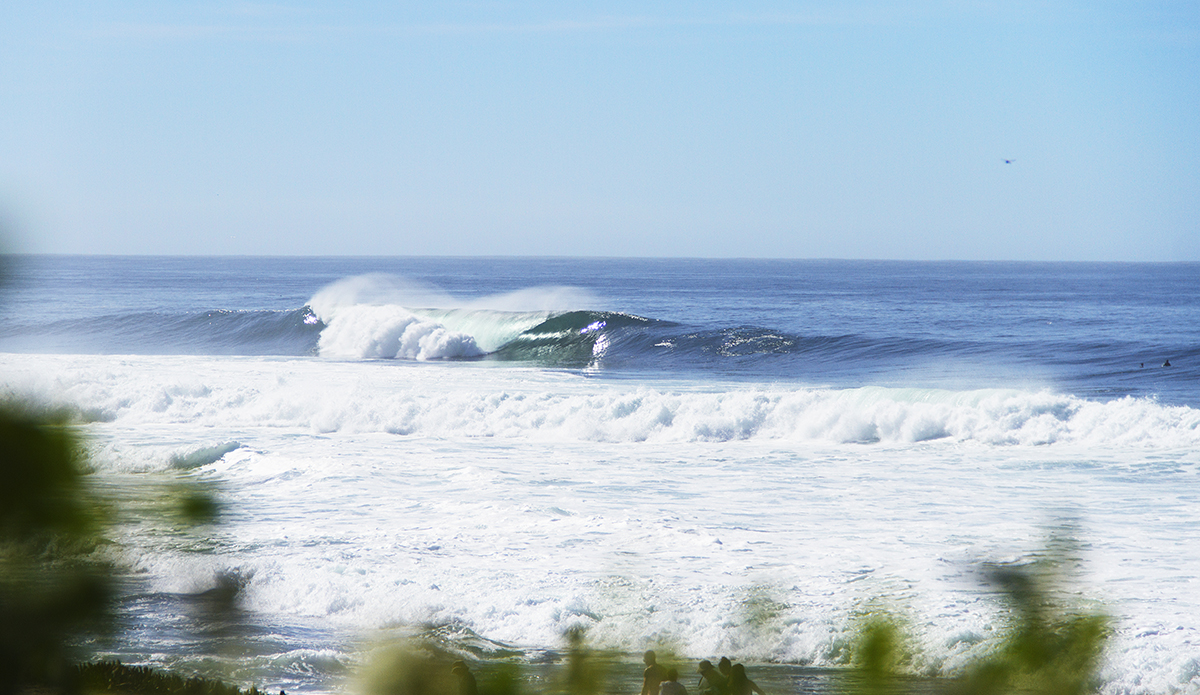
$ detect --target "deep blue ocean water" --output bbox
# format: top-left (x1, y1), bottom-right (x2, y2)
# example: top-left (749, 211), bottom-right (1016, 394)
top-left (3, 256), bottom-right (1197, 404)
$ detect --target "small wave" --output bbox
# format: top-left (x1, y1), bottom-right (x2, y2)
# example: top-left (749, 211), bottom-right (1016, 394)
top-left (0, 308), bottom-right (322, 356)
top-left (417, 623), bottom-right (530, 661)
top-left (169, 441), bottom-right (242, 470)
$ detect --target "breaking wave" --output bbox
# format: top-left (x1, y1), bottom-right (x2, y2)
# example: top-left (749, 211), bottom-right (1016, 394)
top-left (12, 354), bottom-right (1199, 451)
top-left (4, 274), bottom-right (1195, 407)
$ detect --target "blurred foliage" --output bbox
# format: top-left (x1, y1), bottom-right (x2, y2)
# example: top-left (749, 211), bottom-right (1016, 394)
top-left (360, 641), bottom-right (459, 695)
top-left (75, 661), bottom-right (271, 695)
top-left (833, 532), bottom-right (1111, 695)
top-left (842, 608), bottom-right (912, 695)
top-left (478, 662), bottom-right (522, 695)
top-left (0, 404), bottom-right (100, 540)
top-left (956, 536), bottom-right (1111, 695)
top-left (178, 489), bottom-right (221, 526)
top-left (559, 627), bottom-right (612, 695)
top-left (360, 629), bottom-right (630, 695)
top-left (353, 533), bottom-right (1111, 695)
top-left (0, 397), bottom-right (230, 695)
top-left (0, 402), bottom-right (114, 695)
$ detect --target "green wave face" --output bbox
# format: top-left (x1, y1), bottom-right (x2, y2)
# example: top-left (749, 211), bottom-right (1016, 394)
top-left (492, 311), bottom-right (654, 366)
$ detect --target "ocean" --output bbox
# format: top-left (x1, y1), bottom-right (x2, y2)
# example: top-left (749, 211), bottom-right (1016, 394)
top-left (1, 255), bottom-right (1198, 694)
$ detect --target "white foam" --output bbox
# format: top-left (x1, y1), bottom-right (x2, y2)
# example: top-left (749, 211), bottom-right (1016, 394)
top-left (5, 352), bottom-right (1200, 695)
top-left (315, 304), bottom-right (482, 360)
top-left (4, 355), bottom-right (1199, 449)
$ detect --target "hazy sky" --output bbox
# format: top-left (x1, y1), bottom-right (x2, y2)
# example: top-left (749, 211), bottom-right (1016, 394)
top-left (1, 1), bottom-right (1197, 260)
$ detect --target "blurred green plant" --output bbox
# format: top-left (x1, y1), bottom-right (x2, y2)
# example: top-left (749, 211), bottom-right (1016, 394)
top-left (842, 607), bottom-right (912, 695)
top-left (0, 402), bottom-right (115, 695)
top-left (560, 627), bottom-right (612, 695)
top-left (357, 627), bottom-right (647, 695)
top-left (75, 661), bottom-right (269, 695)
top-left (957, 535), bottom-right (1110, 695)
top-left (360, 641), bottom-right (457, 695)
top-left (0, 396), bottom-right (232, 695)
top-left (831, 532), bottom-right (1109, 695)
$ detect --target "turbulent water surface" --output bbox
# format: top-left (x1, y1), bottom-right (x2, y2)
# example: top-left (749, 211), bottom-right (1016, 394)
top-left (2, 256), bottom-right (1199, 694)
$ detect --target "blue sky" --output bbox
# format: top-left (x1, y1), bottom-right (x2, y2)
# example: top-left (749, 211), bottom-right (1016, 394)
top-left (1, 1), bottom-right (1197, 260)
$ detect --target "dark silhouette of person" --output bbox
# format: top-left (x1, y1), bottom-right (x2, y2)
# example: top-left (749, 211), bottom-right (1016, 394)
top-left (451, 660), bottom-right (478, 695)
top-left (717, 657), bottom-right (732, 680)
top-left (660, 667), bottom-right (687, 695)
top-left (727, 664), bottom-right (765, 695)
top-left (642, 650), bottom-right (668, 695)
top-left (696, 660), bottom-right (728, 695)
top-left (1164, 360), bottom-right (1172, 367)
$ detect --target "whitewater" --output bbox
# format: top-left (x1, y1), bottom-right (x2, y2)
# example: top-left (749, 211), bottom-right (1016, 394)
top-left (1, 256), bottom-right (1198, 694)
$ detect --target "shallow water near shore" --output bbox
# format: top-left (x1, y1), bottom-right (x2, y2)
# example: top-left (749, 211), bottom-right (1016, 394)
top-left (101, 582), bottom-right (950, 695)
top-left (3, 257), bottom-right (1199, 694)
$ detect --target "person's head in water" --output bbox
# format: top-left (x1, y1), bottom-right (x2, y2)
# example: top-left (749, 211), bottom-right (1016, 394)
top-left (666, 668), bottom-right (679, 682)
top-left (698, 660), bottom-right (714, 674)
top-left (644, 650), bottom-right (657, 666)
top-left (718, 657), bottom-right (732, 676)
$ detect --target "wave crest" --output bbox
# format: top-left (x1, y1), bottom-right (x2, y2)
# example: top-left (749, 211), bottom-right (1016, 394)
top-left (308, 274), bottom-right (610, 360)
top-left (316, 305), bottom-right (483, 360)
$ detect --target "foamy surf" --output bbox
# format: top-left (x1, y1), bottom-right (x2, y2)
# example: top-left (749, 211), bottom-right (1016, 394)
top-left (31, 350), bottom-right (1193, 695)
top-left (6, 354), bottom-right (1198, 449)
